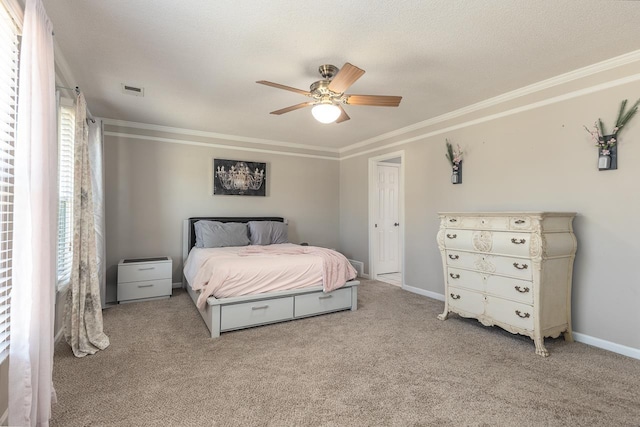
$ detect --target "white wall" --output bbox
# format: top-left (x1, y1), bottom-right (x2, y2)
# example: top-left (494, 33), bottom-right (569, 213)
top-left (103, 128), bottom-right (340, 304)
top-left (339, 67), bottom-right (640, 351)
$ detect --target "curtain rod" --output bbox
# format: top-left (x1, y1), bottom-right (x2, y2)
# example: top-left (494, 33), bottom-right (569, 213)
top-left (55, 86), bottom-right (96, 123)
top-left (56, 85), bottom-right (80, 94)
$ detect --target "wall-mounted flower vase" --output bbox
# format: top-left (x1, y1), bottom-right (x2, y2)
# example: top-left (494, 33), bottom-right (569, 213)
top-left (597, 135), bottom-right (617, 170)
top-left (451, 162), bottom-right (462, 184)
top-left (445, 140), bottom-right (464, 185)
top-left (585, 98), bottom-right (638, 172)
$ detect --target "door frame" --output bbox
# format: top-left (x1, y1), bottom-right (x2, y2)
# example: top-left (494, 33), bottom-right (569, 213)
top-left (368, 150), bottom-right (405, 286)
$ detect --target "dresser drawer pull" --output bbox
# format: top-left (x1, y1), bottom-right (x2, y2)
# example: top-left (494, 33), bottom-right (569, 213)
top-left (318, 295), bottom-right (333, 300)
top-left (137, 284), bottom-right (154, 288)
top-left (514, 219), bottom-right (526, 224)
top-left (448, 254), bottom-right (459, 260)
top-left (513, 262), bottom-right (528, 270)
top-left (511, 238), bottom-right (526, 245)
top-left (515, 310), bottom-right (530, 319)
top-left (446, 233), bottom-right (457, 239)
top-left (449, 273), bottom-right (460, 279)
top-left (251, 305), bottom-right (269, 310)
top-left (138, 267), bottom-right (155, 271)
top-left (514, 286), bottom-right (530, 293)
top-left (450, 293), bottom-right (461, 300)
top-left (448, 218), bottom-right (457, 223)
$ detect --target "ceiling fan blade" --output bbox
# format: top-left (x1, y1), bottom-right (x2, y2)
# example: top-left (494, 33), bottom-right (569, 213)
top-left (256, 80), bottom-right (311, 96)
top-left (336, 105), bottom-right (350, 123)
top-left (270, 101), bottom-right (314, 115)
top-left (345, 95), bottom-right (402, 107)
top-left (328, 63), bottom-right (365, 93)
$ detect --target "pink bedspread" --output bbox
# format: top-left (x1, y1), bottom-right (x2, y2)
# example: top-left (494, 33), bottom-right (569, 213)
top-left (184, 244), bottom-right (357, 309)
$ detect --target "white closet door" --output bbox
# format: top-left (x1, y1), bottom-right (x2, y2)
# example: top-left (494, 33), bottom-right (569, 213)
top-left (376, 164), bottom-right (400, 274)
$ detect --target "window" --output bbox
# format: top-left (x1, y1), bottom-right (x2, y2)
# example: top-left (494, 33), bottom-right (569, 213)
top-left (0, 1), bottom-right (20, 362)
top-left (56, 101), bottom-right (75, 288)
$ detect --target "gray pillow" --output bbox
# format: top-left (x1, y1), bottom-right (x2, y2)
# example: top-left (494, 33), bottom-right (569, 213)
top-left (194, 221), bottom-right (249, 248)
top-left (248, 221), bottom-right (288, 245)
top-left (270, 222), bottom-right (288, 244)
top-left (247, 221), bottom-right (272, 245)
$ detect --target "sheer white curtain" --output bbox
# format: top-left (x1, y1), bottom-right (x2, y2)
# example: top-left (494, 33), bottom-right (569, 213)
top-left (63, 93), bottom-right (109, 357)
top-left (87, 119), bottom-right (106, 308)
top-left (8, 0), bottom-right (57, 425)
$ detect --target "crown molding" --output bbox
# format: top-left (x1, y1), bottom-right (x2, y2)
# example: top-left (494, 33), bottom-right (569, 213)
top-left (104, 131), bottom-right (340, 161)
top-left (339, 49), bottom-right (640, 155)
top-left (339, 72), bottom-right (640, 161)
top-left (102, 119), bottom-right (340, 154)
top-left (103, 49), bottom-right (640, 162)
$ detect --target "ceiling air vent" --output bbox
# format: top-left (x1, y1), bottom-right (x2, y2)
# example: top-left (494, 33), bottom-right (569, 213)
top-left (121, 84), bottom-right (144, 97)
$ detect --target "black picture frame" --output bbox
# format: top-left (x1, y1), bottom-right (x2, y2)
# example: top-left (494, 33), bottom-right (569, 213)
top-left (213, 158), bottom-right (267, 196)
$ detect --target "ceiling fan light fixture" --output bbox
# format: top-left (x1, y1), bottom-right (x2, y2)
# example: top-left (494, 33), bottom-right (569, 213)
top-left (311, 103), bottom-right (341, 124)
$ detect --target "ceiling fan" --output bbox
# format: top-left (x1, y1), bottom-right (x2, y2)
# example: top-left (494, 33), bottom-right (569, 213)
top-left (256, 63), bottom-right (402, 124)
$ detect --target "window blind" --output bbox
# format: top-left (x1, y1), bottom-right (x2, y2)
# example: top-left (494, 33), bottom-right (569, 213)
top-left (0, 1), bottom-right (20, 363)
top-left (56, 104), bottom-right (74, 287)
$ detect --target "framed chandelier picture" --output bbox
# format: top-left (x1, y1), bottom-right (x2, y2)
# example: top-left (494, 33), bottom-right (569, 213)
top-left (213, 158), bottom-right (267, 196)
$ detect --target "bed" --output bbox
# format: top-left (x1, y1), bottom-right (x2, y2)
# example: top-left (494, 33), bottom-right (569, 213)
top-left (182, 217), bottom-right (359, 338)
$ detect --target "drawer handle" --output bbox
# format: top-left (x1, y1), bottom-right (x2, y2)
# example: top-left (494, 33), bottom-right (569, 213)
top-left (318, 295), bottom-right (333, 300)
top-left (514, 219), bottom-right (526, 224)
top-left (515, 310), bottom-right (530, 319)
top-left (448, 254), bottom-right (459, 260)
top-left (137, 284), bottom-right (154, 288)
top-left (449, 273), bottom-right (460, 279)
top-left (513, 262), bottom-right (528, 270)
top-left (251, 305), bottom-right (269, 310)
top-left (138, 267), bottom-right (155, 271)
top-left (448, 218), bottom-right (457, 223)
top-left (446, 233), bottom-right (457, 239)
top-left (511, 238), bottom-right (526, 245)
top-left (450, 293), bottom-right (461, 300)
top-left (514, 285), bottom-right (530, 293)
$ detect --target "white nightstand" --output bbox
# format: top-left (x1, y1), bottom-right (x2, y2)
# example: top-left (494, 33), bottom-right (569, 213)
top-left (117, 256), bottom-right (172, 303)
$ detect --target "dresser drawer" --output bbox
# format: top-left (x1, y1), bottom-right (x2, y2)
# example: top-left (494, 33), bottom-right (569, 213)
top-left (294, 288), bottom-right (351, 317)
top-left (448, 286), bottom-right (484, 316)
top-left (485, 297), bottom-right (534, 331)
top-left (447, 267), bottom-right (533, 304)
top-left (486, 276), bottom-right (533, 304)
top-left (118, 261), bottom-right (172, 283)
top-left (117, 278), bottom-right (172, 302)
top-left (221, 297), bottom-right (293, 331)
top-left (445, 216), bottom-right (509, 230)
top-left (448, 252), bottom-right (532, 281)
top-left (444, 230), bottom-right (531, 257)
top-left (446, 267), bottom-right (483, 292)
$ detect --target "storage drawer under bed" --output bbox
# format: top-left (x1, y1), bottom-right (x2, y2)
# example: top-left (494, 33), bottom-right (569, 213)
top-left (220, 296), bottom-right (294, 331)
top-left (294, 288), bottom-right (352, 318)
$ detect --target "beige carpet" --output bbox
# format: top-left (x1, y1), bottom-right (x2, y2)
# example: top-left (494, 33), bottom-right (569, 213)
top-left (51, 280), bottom-right (640, 426)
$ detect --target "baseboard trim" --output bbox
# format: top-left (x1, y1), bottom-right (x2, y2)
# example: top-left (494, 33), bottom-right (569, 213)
top-left (54, 327), bottom-right (64, 345)
top-left (0, 408), bottom-right (7, 426)
top-left (400, 286), bottom-right (639, 359)
top-left (573, 332), bottom-right (640, 360)
top-left (359, 273), bottom-right (370, 279)
top-left (172, 282), bottom-right (182, 289)
top-left (402, 284), bottom-right (445, 302)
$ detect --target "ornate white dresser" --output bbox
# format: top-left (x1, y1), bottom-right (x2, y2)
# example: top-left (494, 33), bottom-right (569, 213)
top-left (436, 212), bottom-right (577, 356)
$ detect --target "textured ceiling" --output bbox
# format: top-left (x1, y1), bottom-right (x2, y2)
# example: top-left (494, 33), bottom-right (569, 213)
top-left (44, 0), bottom-right (640, 149)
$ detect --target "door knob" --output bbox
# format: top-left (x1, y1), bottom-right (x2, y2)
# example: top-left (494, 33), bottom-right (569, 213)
top-left (394, 222), bottom-right (399, 226)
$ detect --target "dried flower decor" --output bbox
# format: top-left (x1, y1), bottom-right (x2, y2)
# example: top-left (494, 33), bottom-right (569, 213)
top-left (445, 140), bottom-right (463, 170)
top-left (584, 98), bottom-right (640, 153)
